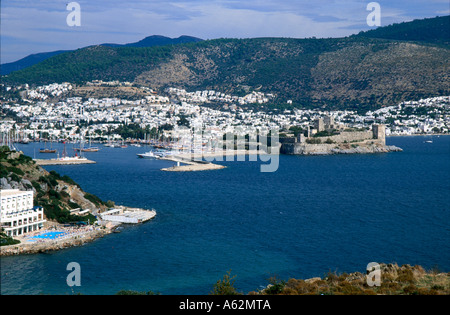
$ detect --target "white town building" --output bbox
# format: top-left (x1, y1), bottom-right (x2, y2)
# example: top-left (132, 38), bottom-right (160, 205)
top-left (0, 189), bottom-right (46, 237)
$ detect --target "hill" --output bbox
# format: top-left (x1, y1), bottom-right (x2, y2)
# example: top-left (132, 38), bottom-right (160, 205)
top-left (243, 263), bottom-right (449, 295)
top-left (123, 35), bottom-right (203, 48)
top-left (0, 35), bottom-right (203, 75)
top-left (355, 15), bottom-right (450, 45)
top-left (3, 16), bottom-right (449, 112)
top-left (1, 50), bottom-right (70, 76)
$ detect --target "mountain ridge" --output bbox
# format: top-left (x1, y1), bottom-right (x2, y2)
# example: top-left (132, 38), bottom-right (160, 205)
top-left (1, 35), bottom-right (203, 75)
top-left (3, 16), bottom-right (449, 112)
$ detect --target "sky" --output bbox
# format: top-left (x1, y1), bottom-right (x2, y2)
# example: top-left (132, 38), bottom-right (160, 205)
top-left (1, 0), bottom-right (449, 63)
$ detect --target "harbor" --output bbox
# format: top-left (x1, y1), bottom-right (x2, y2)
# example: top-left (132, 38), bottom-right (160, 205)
top-left (2, 135), bottom-right (449, 294)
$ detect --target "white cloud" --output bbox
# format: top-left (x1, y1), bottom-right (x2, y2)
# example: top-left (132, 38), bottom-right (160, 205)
top-left (1, 0), bottom-right (448, 63)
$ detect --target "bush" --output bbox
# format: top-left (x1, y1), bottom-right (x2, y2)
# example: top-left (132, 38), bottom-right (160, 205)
top-left (68, 201), bottom-right (81, 209)
top-left (9, 173), bottom-right (21, 183)
top-left (397, 269), bottom-right (415, 284)
top-left (264, 277), bottom-right (286, 295)
top-left (60, 191), bottom-right (70, 198)
top-left (49, 189), bottom-right (61, 200)
top-left (403, 284), bottom-right (418, 295)
top-left (210, 271), bottom-right (241, 295)
top-left (31, 181), bottom-right (42, 191)
top-left (84, 193), bottom-right (104, 206)
top-left (6, 166), bottom-right (25, 176)
top-left (18, 154), bottom-right (33, 164)
top-left (61, 175), bottom-right (80, 187)
top-left (0, 233), bottom-right (20, 246)
top-left (306, 138), bottom-right (322, 144)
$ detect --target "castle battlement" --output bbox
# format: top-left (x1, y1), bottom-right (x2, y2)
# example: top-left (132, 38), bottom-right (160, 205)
top-left (281, 123), bottom-right (393, 155)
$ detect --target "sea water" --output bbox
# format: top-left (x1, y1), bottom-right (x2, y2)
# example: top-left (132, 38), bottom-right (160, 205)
top-left (1, 136), bottom-right (449, 295)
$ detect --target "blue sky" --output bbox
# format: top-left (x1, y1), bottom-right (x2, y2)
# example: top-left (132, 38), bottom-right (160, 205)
top-left (1, 0), bottom-right (449, 63)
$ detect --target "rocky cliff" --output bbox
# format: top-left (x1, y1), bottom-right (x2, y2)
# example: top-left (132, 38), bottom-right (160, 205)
top-left (0, 148), bottom-right (110, 223)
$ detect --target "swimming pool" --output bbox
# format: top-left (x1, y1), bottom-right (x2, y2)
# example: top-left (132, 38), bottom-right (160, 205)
top-left (29, 232), bottom-right (67, 240)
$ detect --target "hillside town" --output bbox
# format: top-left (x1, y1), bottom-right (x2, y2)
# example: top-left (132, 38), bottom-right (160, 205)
top-left (1, 82), bottom-right (449, 143)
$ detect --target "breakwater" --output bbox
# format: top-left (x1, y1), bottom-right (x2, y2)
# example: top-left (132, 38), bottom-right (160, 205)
top-left (281, 141), bottom-right (403, 155)
top-left (34, 158), bottom-right (96, 165)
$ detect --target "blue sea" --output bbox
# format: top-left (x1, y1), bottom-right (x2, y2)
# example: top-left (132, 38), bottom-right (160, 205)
top-left (1, 136), bottom-right (449, 295)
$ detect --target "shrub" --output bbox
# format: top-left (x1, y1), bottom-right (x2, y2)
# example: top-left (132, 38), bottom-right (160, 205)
top-left (68, 201), bottom-right (81, 209)
top-left (31, 181), bottom-right (42, 191)
top-left (0, 167), bottom-right (9, 178)
top-left (264, 277), bottom-right (286, 295)
top-left (306, 138), bottom-right (322, 144)
top-left (403, 284), bottom-right (418, 295)
top-left (284, 279), bottom-right (319, 295)
top-left (48, 189), bottom-right (61, 200)
top-left (397, 269), bottom-right (415, 284)
top-left (61, 175), bottom-right (80, 187)
top-left (105, 200), bottom-right (115, 208)
top-left (60, 191), bottom-right (70, 198)
top-left (9, 173), bottom-right (21, 183)
top-left (210, 271), bottom-right (241, 295)
top-left (0, 233), bottom-right (20, 246)
top-left (84, 193), bottom-right (104, 206)
top-left (18, 154), bottom-right (33, 164)
top-left (6, 166), bottom-right (24, 176)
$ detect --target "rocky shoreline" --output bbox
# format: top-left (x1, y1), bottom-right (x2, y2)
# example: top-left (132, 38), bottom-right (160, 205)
top-left (329, 144), bottom-right (403, 155)
top-left (281, 142), bottom-right (403, 156)
top-left (0, 227), bottom-right (111, 256)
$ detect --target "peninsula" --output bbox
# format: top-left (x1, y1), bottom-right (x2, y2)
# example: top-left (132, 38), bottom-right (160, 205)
top-left (0, 148), bottom-right (155, 256)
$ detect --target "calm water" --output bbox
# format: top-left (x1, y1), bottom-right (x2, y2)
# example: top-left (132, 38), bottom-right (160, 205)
top-left (1, 136), bottom-right (449, 295)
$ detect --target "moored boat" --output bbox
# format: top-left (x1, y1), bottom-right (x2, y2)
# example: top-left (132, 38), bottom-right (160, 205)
top-left (137, 151), bottom-right (156, 159)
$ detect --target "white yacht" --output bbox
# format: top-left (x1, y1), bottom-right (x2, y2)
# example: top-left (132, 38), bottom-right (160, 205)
top-left (137, 151), bottom-right (156, 159)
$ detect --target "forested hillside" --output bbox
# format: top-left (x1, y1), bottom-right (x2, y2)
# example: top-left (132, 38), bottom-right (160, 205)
top-left (3, 16), bottom-right (449, 112)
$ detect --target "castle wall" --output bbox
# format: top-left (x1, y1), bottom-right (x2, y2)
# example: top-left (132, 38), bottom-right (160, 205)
top-left (280, 124), bottom-right (388, 155)
top-left (311, 131), bottom-right (373, 144)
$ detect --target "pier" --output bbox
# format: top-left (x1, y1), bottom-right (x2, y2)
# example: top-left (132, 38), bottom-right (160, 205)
top-left (158, 150), bottom-right (269, 172)
top-left (99, 207), bottom-right (156, 224)
top-left (34, 158), bottom-right (96, 165)
top-left (159, 155), bottom-right (226, 172)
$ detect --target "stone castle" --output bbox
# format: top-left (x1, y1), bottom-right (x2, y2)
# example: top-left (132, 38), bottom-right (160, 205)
top-left (280, 115), bottom-right (398, 155)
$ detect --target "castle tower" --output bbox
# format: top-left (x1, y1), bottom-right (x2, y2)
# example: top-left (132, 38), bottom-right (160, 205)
top-left (314, 118), bottom-right (324, 132)
top-left (324, 115), bottom-right (334, 129)
top-left (373, 124), bottom-right (386, 145)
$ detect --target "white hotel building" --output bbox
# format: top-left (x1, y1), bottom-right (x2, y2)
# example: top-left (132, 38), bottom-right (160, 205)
top-left (0, 189), bottom-right (46, 237)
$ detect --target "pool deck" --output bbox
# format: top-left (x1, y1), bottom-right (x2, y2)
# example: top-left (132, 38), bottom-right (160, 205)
top-left (0, 226), bottom-right (106, 256)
